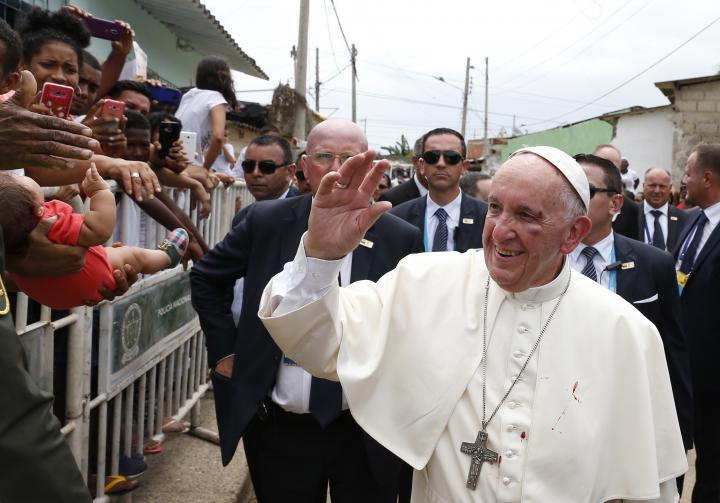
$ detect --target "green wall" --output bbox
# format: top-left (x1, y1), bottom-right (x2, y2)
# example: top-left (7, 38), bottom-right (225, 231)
top-left (500, 119), bottom-right (613, 161)
top-left (71, 0), bottom-right (204, 86)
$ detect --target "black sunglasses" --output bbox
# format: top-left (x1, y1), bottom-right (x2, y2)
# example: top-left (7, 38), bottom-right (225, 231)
top-left (589, 186), bottom-right (618, 199)
top-left (422, 150), bottom-right (464, 165)
top-left (241, 159), bottom-right (287, 175)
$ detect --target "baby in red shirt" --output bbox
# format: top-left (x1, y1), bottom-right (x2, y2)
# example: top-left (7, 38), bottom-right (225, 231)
top-left (1, 166), bottom-right (188, 309)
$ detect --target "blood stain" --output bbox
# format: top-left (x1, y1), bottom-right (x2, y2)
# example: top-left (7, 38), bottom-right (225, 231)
top-left (520, 431), bottom-right (526, 440)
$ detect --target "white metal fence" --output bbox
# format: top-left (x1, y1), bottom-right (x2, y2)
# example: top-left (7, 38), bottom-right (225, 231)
top-left (12, 180), bottom-right (253, 501)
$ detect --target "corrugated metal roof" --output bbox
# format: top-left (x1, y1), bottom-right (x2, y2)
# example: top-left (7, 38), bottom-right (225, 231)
top-left (133, 0), bottom-right (268, 80)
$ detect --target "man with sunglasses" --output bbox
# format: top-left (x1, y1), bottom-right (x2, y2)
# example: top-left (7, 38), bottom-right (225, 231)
top-left (391, 128), bottom-right (487, 253)
top-left (593, 144), bottom-right (642, 240)
top-left (258, 145), bottom-right (686, 502)
top-left (570, 154), bottom-right (693, 497)
top-left (190, 119), bottom-right (422, 502)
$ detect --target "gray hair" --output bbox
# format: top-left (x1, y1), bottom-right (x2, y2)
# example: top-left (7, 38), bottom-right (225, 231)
top-left (460, 171), bottom-right (491, 197)
top-left (558, 180), bottom-right (587, 221)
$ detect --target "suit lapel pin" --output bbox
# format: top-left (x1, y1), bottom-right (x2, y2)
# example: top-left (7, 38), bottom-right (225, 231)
top-left (360, 238), bottom-right (374, 249)
top-left (670, 216), bottom-right (678, 221)
top-left (621, 261), bottom-right (635, 270)
top-left (462, 218), bottom-right (474, 224)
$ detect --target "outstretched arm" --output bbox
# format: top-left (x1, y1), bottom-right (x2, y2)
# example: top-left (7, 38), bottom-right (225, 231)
top-left (77, 165), bottom-right (115, 247)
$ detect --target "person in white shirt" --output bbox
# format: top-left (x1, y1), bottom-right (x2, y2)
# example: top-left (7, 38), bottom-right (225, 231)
top-left (176, 56), bottom-right (235, 171)
top-left (259, 146), bottom-right (687, 502)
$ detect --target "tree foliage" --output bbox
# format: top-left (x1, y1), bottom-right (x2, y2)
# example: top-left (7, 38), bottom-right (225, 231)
top-left (381, 134), bottom-right (412, 157)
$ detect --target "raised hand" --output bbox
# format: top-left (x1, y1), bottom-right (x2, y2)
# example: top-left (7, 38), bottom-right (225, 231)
top-left (304, 150), bottom-right (391, 260)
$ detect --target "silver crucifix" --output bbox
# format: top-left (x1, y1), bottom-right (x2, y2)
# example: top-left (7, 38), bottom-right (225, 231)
top-left (460, 430), bottom-right (499, 490)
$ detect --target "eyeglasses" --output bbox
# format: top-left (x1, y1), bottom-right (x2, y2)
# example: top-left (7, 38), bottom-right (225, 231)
top-left (589, 186), bottom-right (618, 199)
top-left (422, 150), bottom-right (464, 165)
top-left (308, 152), bottom-right (355, 166)
top-left (241, 159), bottom-right (287, 175)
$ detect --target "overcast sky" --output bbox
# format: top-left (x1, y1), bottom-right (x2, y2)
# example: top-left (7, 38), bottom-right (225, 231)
top-left (203, 0), bottom-right (720, 151)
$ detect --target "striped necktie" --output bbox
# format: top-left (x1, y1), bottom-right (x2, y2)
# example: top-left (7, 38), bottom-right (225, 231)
top-left (581, 246), bottom-right (599, 282)
top-left (432, 208), bottom-right (449, 252)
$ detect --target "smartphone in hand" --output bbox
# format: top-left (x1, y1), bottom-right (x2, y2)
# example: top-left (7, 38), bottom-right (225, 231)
top-left (100, 99), bottom-right (126, 119)
top-left (158, 121), bottom-right (181, 159)
top-left (40, 82), bottom-right (74, 119)
top-left (180, 131), bottom-right (198, 162)
top-left (83, 17), bottom-right (124, 41)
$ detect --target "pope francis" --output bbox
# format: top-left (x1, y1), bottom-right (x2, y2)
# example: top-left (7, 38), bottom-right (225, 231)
top-left (258, 145), bottom-right (688, 502)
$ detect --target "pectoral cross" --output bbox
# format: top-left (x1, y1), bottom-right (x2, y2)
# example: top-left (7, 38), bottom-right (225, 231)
top-left (460, 429), bottom-right (498, 490)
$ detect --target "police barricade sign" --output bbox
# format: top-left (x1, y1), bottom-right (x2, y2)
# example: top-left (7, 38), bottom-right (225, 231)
top-left (98, 269), bottom-right (199, 395)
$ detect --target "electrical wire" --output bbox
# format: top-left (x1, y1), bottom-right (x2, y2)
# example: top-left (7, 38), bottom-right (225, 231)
top-left (329, 0), bottom-right (353, 57)
top-left (322, 0), bottom-right (341, 72)
top-left (528, 13), bottom-right (720, 127)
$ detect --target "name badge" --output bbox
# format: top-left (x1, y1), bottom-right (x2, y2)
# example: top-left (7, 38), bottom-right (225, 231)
top-left (670, 216), bottom-right (679, 221)
top-left (360, 238), bottom-right (374, 249)
top-left (462, 218), bottom-right (474, 224)
top-left (621, 261), bottom-right (635, 270)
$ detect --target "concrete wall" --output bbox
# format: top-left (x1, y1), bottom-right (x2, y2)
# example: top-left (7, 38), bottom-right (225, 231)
top-left (672, 80), bottom-right (720, 183)
top-left (610, 108), bottom-right (675, 185)
top-left (500, 118), bottom-right (613, 161)
top-left (71, 0), bottom-right (204, 86)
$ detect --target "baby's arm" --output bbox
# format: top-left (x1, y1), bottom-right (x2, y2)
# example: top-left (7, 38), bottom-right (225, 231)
top-left (77, 164), bottom-right (115, 247)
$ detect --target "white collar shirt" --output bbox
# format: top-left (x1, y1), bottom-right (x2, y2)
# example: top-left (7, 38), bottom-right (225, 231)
top-left (643, 201), bottom-right (669, 248)
top-left (414, 173), bottom-right (429, 197)
top-left (570, 231), bottom-right (615, 290)
top-left (425, 192), bottom-right (462, 252)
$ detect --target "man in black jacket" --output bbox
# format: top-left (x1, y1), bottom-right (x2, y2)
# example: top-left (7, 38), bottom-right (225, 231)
top-left (674, 144), bottom-right (720, 503)
top-left (571, 154), bottom-right (693, 495)
top-left (191, 119), bottom-right (422, 502)
top-left (391, 128), bottom-right (487, 252)
top-left (593, 144), bottom-right (641, 240)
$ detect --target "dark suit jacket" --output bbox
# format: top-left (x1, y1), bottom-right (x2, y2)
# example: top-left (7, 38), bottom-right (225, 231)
top-left (673, 209), bottom-right (720, 393)
top-left (612, 195), bottom-right (641, 240)
top-left (613, 233), bottom-right (693, 448)
top-left (636, 203), bottom-right (690, 252)
top-left (378, 178), bottom-right (421, 207)
top-left (190, 194), bottom-right (423, 472)
top-left (390, 193), bottom-right (488, 252)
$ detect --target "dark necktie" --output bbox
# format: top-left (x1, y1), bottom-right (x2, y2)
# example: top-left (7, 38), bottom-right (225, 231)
top-left (309, 272), bottom-right (344, 427)
top-left (679, 211), bottom-right (709, 275)
top-left (650, 210), bottom-right (666, 249)
top-left (432, 208), bottom-right (449, 252)
top-left (580, 246), bottom-right (599, 282)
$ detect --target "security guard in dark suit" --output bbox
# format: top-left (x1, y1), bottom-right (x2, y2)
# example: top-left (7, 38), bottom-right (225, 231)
top-left (0, 226), bottom-right (91, 502)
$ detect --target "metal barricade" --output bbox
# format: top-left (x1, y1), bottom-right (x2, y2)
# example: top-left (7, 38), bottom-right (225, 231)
top-left (11, 180), bottom-right (253, 501)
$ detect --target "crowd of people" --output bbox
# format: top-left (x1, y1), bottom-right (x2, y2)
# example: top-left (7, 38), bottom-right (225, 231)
top-left (1, 4), bottom-right (720, 503)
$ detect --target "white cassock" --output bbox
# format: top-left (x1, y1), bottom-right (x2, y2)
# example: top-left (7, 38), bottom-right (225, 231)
top-left (258, 239), bottom-right (687, 503)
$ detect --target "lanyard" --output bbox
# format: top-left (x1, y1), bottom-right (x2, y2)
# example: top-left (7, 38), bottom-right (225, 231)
top-left (608, 246), bottom-right (617, 293)
top-left (642, 215), bottom-right (652, 244)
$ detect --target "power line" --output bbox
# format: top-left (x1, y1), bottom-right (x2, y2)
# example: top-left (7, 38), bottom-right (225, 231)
top-left (530, 14), bottom-right (720, 126)
top-left (321, 0), bottom-right (341, 72)
top-left (329, 0), bottom-right (353, 57)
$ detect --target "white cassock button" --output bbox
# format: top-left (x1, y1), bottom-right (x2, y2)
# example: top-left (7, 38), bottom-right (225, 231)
top-left (506, 449), bottom-right (516, 457)
top-left (513, 350), bottom-right (524, 359)
top-left (507, 401), bottom-right (517, 409)
top-left (511, 375), bottom-right (518, 382)
top-left (517, 325), bottom-right (529, 334)
top-left (503, 476), bottom-right (511, 485)
top-left (506, 424), bottom-right (517, 432)
top-left (521, 303), bottom-right (536, 310)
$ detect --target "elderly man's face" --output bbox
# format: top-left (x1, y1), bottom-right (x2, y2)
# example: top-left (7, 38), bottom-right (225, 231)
top-left (483, 155), bottom-right (589, 292)
top-left (302, 121), bottom-right (366, 195)
top-left (643, 168), bottom-right (672, 209)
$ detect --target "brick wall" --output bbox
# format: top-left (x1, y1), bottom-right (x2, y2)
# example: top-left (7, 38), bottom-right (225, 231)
top-left (672, 81), bottom-right (720, 183)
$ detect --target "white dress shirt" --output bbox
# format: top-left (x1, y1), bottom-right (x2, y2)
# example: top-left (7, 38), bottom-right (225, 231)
top-left (643, 201), bottom-right (669, 247)
top-left (425, 191), bottom-right (462, 251)
top-left (414, 172), bottom-right (429, 197)
top-left (570, 231), bottom-right (615, 290)
top-left (676, 201), bottom-right (720, 270)
top-left (271, 252), bottom-right (352, 414)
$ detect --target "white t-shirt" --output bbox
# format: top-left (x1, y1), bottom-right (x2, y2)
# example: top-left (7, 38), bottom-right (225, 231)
top-left (211, 143), bottom-right (235, 175)
top-left (175, 88), bottom-right (227, 164)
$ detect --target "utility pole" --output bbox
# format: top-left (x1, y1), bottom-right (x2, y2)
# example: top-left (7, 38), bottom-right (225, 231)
top-left (315, 47), bottom-right (320, 112)
top-left (351, 44), bottom-right (358, 123)
top-left (483, 57), bottom-right (490, 165)
top-left (293, 0), bottom-right (310, 140)
top-left (461, 57), bottom-right (471, 137)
